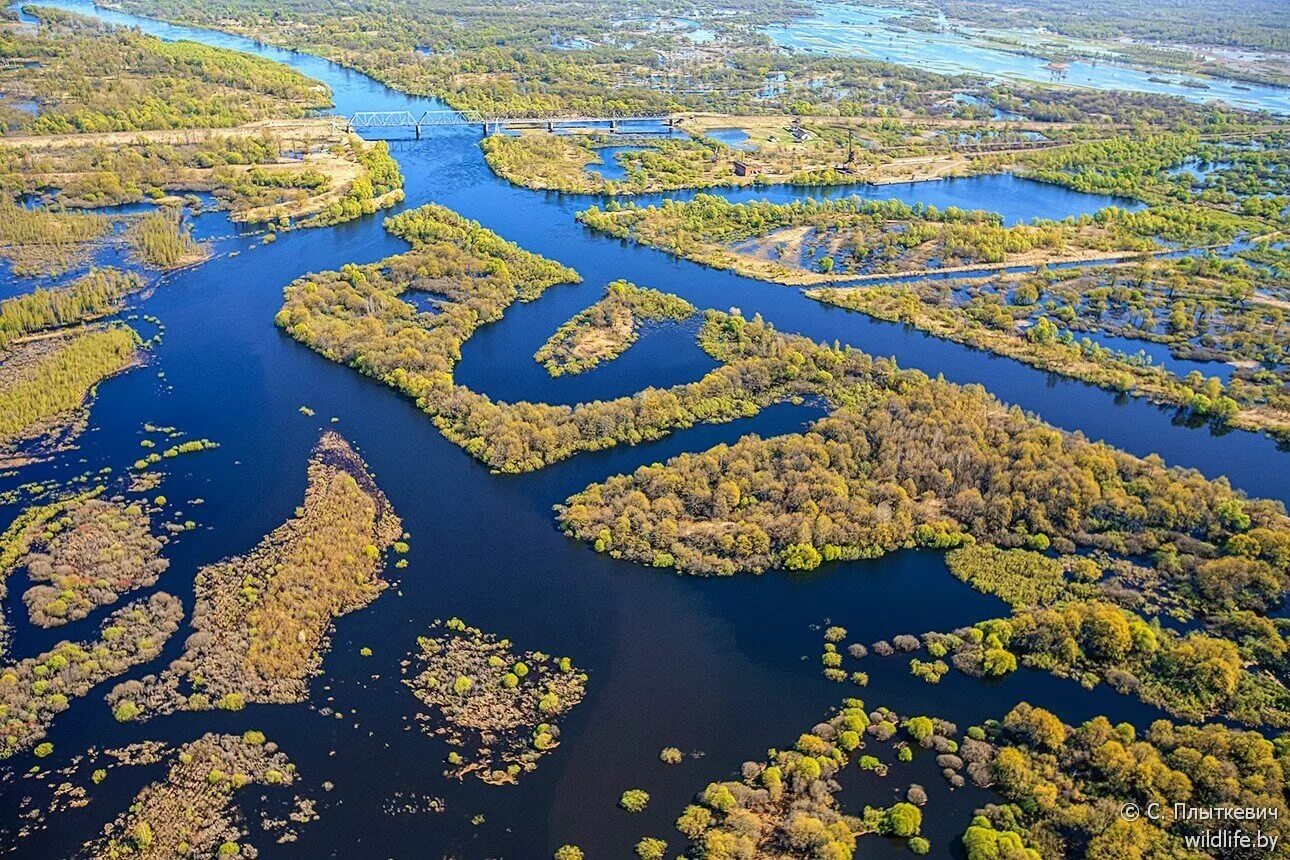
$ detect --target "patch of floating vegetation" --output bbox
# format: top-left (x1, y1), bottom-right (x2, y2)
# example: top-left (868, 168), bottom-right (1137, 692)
top-left (84, 731), bottom-right (298, 859)
top-left (107, 432), bottom-right (400, 720)
top-left (534, 279), bottom-right (695, 377)
top-left (0, 488), bottom-right (104, 656)
top-left (18, 495), bottom-right (169, 627)
top-left (0, 592), bottom-right (181, 759)
top-left (132, 438), bottom-right (219, 472)
top-left (381, 792), bottom-right (445, 817)
top-left (403, 617), bottom-right (587, 785)
top-left (672, 697), bottom-right (966, 856)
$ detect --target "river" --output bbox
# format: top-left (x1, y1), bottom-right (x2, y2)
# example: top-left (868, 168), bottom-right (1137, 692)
top-left (1, 3), bottom-right (1286, 858)
top-left (769, 1), bottom-right (1290, 116)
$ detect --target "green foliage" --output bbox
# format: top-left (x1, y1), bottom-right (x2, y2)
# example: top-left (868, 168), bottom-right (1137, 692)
top-left (0, 269), bottom-right (141, 347)
top-left (299, 141), bottom-right (405, 228)
top-left (962, 815), bottom-right (1041, 860)
top-left (808, 253), bottom-right (1290, 439)
top-left (634, 837), bottom-right (667, 860)
top-left (0, 593), bottom-right (181, 758)
top-left (619, 788), bottom-right (650, 812)
top-left (0, 203), bottom-right (111, 277)
top-left (0, 326), bottom-right (138, 450)
top-left (881, 802), bottom-right (922, 837)
top-left (2, 8), bottom-right (330, 136)
top-left (578, 194), bottom-right (1250, 286)
top-left (113, 700), bottom-right (142, 722)
top-left (978, 704), bottom-right (1290, 858)
top-left (534, 280), bottom-right (694, 376)
top-left (945, 545), bottom-right (1067, 609)
top-left (128, 209), bottom-right (208, 269)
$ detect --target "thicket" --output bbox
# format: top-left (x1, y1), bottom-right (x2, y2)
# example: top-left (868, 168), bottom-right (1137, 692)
top-left (0, 327), bottom-right (138, 452)
top-left (0, 269), bottom-right (141, 347)
top-left (1, 8), bottom-right (329, 135)
top-left (0, 203), bottom-right (111, 278)
top-left (967, 702), bottom-right (1290, 858)
top-left (107, 432), bottom-right (401, 719)
top-left (128, 209), bottom-right (208, 269)
top-left (88, 732), bottom-right (296, 858)
top-left (0, 592), bottom-right (182, 758)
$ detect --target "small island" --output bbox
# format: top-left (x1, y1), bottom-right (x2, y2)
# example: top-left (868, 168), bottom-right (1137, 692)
top-left (535, 279), bottom-right (694, 376)
top-left (404, 617), bottom-right (587, 784)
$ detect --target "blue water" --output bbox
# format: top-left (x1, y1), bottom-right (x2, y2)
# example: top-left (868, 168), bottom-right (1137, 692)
top-left (769, 2), bottom-right (1290, 116)
top-left (589, 145), bottom-right (644, 181)
top-left (1074, 329), bottom-right (1237, 383)
top-left (705, 127), bottom-right (755, 150)
top-left (1, 4), bottom-right (1286, 859)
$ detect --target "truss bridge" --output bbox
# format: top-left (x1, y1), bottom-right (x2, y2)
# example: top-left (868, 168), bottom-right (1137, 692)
top-left (335, 110), bottom-right (680, 138)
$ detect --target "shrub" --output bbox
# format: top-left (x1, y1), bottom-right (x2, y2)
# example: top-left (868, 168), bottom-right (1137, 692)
top-left (620, 789), bottom-right (650, 812)
top-left (635, 837), bottom-right (667, 860)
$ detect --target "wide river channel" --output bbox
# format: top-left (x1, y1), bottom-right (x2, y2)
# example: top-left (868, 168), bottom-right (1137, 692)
top-left (2, 3), bottom-right (1288, 857)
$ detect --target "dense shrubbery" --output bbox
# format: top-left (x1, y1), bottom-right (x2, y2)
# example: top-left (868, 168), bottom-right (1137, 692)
top-left (88, 732), bottom-right (296, 858)
top-left (943, 599), bottom-right (1290, 725)
top-left (672, 698), bottom-right (964, 855)
top-left (299, 140), bottom-right (405, 227)
top-left (578, 193), bottom-right (1259, 285)
top-left (0, 327), bottom-right (139, 453)
top-left (944, 545), bottom-right (1068, 609)
top-left (0, 592), bottom-right (182, 758)
top-left (0, 269), bottom-right (141, 347)
top-left (282, 205), bottom-right (853, 473)
top-left (556, 340), bottom-right (1288, 577)
top-left (128, 209), bottom-right (208, 269)
top-left (0, 8), bottom-right (329, 135)
top-left (0, 203), bottom-right (111, 277)
top-left (107, 432), bottom-right (401, 718)
top-left (809, 271), bottom-right (1290, 439)
top-left (20, 497), bottom-right (169, 627)
top-left (967, 702), bottom-right (1290, 858)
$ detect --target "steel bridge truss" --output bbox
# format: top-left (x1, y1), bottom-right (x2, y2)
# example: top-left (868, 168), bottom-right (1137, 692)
top-left (335, 109), bottom-right (677, 138)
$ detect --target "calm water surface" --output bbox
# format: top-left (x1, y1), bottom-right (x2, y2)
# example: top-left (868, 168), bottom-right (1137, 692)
top-left (1, 3), bottom-right (1285, 858)
top-left (768, 2), bottom-right (1290, 115)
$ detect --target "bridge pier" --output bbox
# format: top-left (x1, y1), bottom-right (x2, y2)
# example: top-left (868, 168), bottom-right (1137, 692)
top-left (342, 111), bottom-right (674, 138)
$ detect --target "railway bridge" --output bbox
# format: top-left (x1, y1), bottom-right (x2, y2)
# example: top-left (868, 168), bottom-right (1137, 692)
top-left (334, 109), bottom-right (680, 138)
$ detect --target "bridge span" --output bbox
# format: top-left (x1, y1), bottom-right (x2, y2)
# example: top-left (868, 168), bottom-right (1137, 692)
top-left (334, 110), bottom-right (680, 138)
